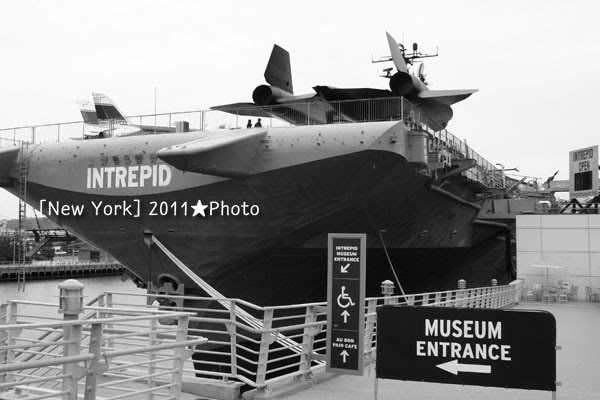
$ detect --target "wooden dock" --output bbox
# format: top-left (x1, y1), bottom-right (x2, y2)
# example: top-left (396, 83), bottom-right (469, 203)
top-left (0, 262), bottom-right (124, 282)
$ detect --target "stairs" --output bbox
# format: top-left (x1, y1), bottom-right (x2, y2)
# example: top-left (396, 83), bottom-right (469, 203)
top-left (16, 142), bottom-right (27, 290)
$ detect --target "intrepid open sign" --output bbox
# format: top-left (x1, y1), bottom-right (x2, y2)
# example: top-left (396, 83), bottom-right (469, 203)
top-left (376, 306), bottom-right (557, 391)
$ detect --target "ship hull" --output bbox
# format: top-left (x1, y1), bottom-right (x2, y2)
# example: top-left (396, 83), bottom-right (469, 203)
top-left (14, 143), bottom-right (509, 304)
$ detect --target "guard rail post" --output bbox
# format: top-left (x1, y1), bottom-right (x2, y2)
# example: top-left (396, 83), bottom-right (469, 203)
top-left (491, 287), bottom-right (499, 308)
top-left (255, 308), bottom-right (274, 390)
top-left (58, 279), bottom-right (85, 400)
top-left (510, 280), bottom-right (523, 305)
top-left (228, 300), bottom-right (238, 379)
top-left (5, 301), bottom-right (19, 385)
top-left (465, 289), bottom-right (473, 308)
top-left (83, 322), bottom-right (103, 400)
top-left (457, 280), bottom-right (467, 307)
top-left (6, 301), bottom-right (18, 366)
top-left (381, 280), bottom-right (395, 305)
top-left (434, 291), bottom-right (442, 305)
top-left (170, 314), bottom-right (190, 398)
top-left (147, 317), bottom-right (158, 399)
top-left (104, 293), bottom-right (115, 351)
top-left (477, 287), bottom-right (484, 308)
top-left (480, 287), bottom-right (487, 308)
top-left (0, 304), bottom-right (7, 384)
top-left (400, 97), bottom-right (404, 120)
top-left (471, 288), bottom-right (478, 307)
top-left (364, 299), bottom-right (377, 355)
top-left (298, 305), bottom-right (318, 379)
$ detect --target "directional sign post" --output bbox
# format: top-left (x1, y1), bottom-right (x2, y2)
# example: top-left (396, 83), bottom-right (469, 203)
top-left (376, 306), bottom-right (557, 392)
top-left (326, 233), bottom-right (366, 375)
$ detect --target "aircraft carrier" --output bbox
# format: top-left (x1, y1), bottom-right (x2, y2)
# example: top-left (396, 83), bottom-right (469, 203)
top-left (0, 33), bottom-right (549, 305)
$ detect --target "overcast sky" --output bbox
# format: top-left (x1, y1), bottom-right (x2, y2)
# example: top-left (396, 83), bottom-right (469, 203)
top-left (0, 0), bottom-right (598, 219)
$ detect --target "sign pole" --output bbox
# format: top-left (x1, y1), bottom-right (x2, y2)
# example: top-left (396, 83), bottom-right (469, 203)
top-left (326, 233), bottom-right (366, 376)
top-left (374, 371), bottom-right (378, 400)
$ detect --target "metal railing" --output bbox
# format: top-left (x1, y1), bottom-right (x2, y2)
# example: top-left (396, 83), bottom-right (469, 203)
top-left (0, 300), bottom-right (206, 400)
top-left (92, 281), bottom-right (522, 391)
top-left (0, 281), bottom-right (521, 398)
top-left (0, 98), bottom-right (506, 190)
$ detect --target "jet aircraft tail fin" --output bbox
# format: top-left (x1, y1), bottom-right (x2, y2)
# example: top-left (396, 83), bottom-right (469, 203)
top-left (92, 93), bottom-right (128, 122)
top-left (264, 44), bottom-right (294, 94)
top-left (386, 32), bottom-right (408, 73)
top-left (76, 100), bottom-right (99, 124)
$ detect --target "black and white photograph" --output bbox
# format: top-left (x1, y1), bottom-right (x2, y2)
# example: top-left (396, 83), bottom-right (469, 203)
top-left (0, 1), bottom-right (598, 399)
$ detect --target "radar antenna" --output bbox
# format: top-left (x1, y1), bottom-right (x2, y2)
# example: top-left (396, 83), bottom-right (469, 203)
top-left (372, 36), bottom-right (439, 78)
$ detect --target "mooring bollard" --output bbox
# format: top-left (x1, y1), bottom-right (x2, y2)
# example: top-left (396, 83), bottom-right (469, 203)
top-left (457, 279), bottom-right (466, 289)
top-left (58, 279), bottom-right (85, 400)
top-left (491, 279), bottom-right (498, 287)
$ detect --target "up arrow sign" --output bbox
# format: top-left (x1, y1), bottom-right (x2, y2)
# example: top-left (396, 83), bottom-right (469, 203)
top-left (341, 310), bottom-right (350, 323)
top-left (340, 350), bottom-right (349, 363)
top-left (436, 360), bottom-right (491, 375)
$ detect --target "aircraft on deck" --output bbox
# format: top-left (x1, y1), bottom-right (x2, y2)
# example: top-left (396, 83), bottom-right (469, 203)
top-left (211, 32), bottom-right (477, 129)
top-left (77, 93), bottom-right (175, 139)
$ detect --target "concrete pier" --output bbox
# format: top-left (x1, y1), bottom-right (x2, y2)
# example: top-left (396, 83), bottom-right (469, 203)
top-left (0, 262), bottom-right (124, 282)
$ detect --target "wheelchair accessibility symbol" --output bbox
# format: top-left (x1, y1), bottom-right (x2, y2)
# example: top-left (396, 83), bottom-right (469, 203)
top-left (337, 286), bottom-right (355, 309)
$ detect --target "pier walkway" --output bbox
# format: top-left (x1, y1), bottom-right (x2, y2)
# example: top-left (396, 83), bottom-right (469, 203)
top-left (2, 281), bottom-right (598, 399)
top-left (282, 302), bottom-right (600, 400)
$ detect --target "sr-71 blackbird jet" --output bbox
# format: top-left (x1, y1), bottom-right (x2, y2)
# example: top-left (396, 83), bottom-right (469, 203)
top-left (77, 93), bottom-right (175, 138)
top-left (212, 32), bottom-right (477, 129)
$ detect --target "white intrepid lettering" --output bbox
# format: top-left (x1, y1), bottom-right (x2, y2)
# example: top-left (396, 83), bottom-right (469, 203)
top-left (86, 165), bottom-right (172, 189)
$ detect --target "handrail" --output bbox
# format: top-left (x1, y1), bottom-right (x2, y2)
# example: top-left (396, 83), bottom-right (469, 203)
top-left (0, 304), bottom-right (204, 400)
top-left (87, 282), bottom-right (521, 389)
top-left (0, 281), bottom-right (521, 398)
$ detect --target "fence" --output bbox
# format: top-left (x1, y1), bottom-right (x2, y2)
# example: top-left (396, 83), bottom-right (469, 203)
top-left (0, 280), bottom-right (520, 399)
top-left (0, 297), bottom-right (206, 400)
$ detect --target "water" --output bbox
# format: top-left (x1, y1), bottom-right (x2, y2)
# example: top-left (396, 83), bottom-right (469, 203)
top-left (0, 275), bottom-right (147, 314)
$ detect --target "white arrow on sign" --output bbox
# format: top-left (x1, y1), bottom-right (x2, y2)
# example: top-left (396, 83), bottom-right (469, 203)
top-left (341, 310), bottom-right (350, 323)
top-left (340, 263), bottom-right (350, 273)
top-left (340, 350), bottom-right (349, 363)
top-left (436, 360), bottom-right (491, 375)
